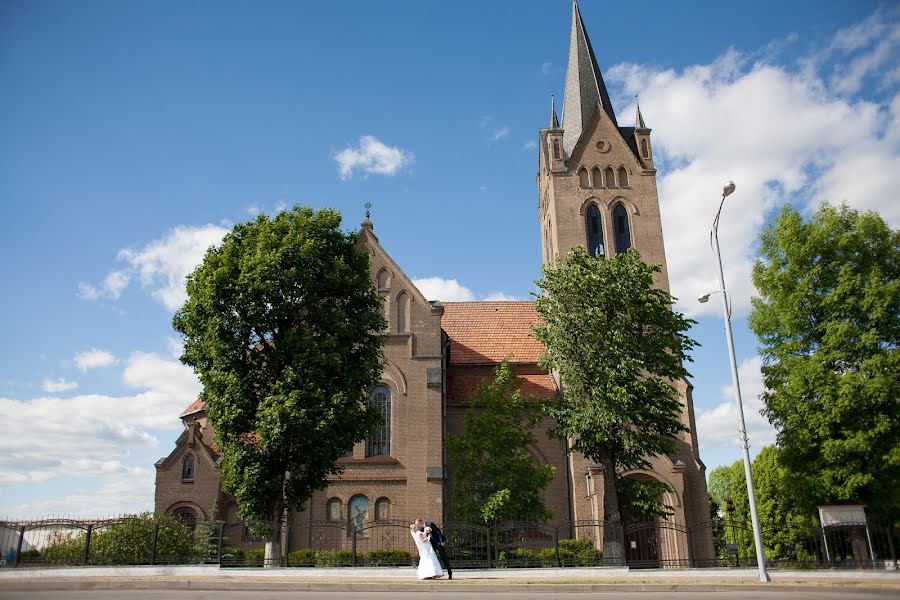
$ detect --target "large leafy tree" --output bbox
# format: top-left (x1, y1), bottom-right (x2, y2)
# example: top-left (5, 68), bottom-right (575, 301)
top-left (749, 203), bottom-right (900, 519)
top-left (533, 247), bottom-right (697, 558)
top-left (173, 207), bottom-right (386, 564)
top-left (447, 359), bottom-right (555, 525)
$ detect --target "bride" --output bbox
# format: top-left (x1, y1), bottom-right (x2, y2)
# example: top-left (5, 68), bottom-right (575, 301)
top-left (410, 521), bottom-right (444, 580)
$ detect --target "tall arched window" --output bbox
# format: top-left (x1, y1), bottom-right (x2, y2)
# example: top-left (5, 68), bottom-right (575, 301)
top-left (375, 498), bottom-right (390, 521)
top-left (182, 454), bottom-right (195, 480)
top-left (585, 205), bottom-right (605, 258)
top-left (349, 495), bottom-right (368, 532)
top-left (376, 268), bottom-right (391, 290)
top-left (367, 385), bottom-right (391, 456)
top-left (613, 203), bottom-right (632, 253)
top-left (177, 508), bottom-right (197, 533)
top-left (640, 138), bottom-right (649, 159)
top-left (396, 292), bottom-right (410, 333)
top-left (592, 167), bottom-right (603, 188)
top-left (578, 167), bottom-right (590, 188)
top-left (327, 498), bottom-right (342, 522)
top-left (552, 139), bottom-right (561, 160)
top-left (605, 166), bottom-right (616, 188)
top-left (618, 166), bottom-right (629, 187)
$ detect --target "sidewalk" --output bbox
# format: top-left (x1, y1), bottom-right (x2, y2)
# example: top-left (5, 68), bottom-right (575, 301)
top-left (2, 565), bottom-right (900, 593)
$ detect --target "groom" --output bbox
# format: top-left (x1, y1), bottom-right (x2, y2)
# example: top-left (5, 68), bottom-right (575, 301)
top-left (416, 518), bottom-right (452, 579)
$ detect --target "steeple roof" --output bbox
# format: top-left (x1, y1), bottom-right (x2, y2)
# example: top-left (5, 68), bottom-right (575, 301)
top-left (562, 0), bottom-right (618, 156)
top-left (635, 97), bottom-right (647, 129)
top-left (550, 95), bottom-right (560, 129)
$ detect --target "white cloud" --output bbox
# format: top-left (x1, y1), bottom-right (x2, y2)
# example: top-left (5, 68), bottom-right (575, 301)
top-left (79, 224), bottom-right (229, 312)
top-left (0, 352), bottom-right (201, 510)
top-left (491, 126), bottom-right (511, 141)
top-left (246, 203), bottom-right (261, 216)
top-left (542, 62), bottom-right (553, 75)
top-left (696, 356), bottom-right (777, 454)
top-left (606, 9), bottom-right (900, 318)
top-left (523, 139), bottom-right (538, 150)
top-left (73, 348), bottom-right (117, 371)
top-left (41, 378), bottom-right (78, 393)
top-left (483, 292), bottom-right (523, 301)
top-left (412, 277), bottom-right (476, 302)
top-left (7, 467), bottom-right (155, 517)
top-left (333, 135), bottom-right (414, 179)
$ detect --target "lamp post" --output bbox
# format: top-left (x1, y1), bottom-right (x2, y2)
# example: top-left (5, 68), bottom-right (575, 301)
top-left (700, 181), bottom-right (770, 582)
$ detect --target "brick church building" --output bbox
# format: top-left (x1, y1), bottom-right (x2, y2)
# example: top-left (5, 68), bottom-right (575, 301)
top-left (155, 0), bottom-right (713, 561)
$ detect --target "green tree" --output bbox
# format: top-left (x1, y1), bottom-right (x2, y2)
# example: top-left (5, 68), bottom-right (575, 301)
top-left (532, 247), bottom-right (697, 558)
top-left (447, 359), bottom-right (555, 525)
top-left (173, 207), bottom-right (386, 565)
top-left (749, 203), bottom-right (900, 519)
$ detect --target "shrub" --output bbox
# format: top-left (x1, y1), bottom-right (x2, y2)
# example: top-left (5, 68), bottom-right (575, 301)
top-left (288, 548), bottom-right (318, 567)
top-left (314, 549), bottom-right (352, 567)
top-left (537, 538), bottom-right (603, 567)
top-left (497, 548), bottom-right (536, 568)
top-left (365, 548), bottom-right (413, 566)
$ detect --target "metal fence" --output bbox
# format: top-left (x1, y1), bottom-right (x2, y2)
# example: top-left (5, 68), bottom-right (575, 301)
top-left (1, 514), bottom-right (897, 570)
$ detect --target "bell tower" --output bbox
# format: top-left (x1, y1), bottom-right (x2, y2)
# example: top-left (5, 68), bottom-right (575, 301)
top-left (538, 0), bottom-right (670, 290)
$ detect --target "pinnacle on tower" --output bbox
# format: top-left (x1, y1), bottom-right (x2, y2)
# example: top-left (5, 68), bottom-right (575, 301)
top-left (635, 96), bottom-right (647, 129)
top-left (561, 0), bottom-right (618, 156)
top-left (550, 95), bottom-right (560, 129)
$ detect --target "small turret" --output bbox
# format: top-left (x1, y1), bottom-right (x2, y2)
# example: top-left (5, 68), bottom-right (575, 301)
top-left (633, 98), bottom-right (654, 170)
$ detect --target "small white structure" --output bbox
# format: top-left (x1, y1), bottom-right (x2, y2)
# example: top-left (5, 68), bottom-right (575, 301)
top-left (817, 504), bottom-right (874, 563)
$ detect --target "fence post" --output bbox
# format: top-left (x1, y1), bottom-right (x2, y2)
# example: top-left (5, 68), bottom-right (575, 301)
top-left (13, 526), bottom-right (25, 568)
top-left (150, 522), bottom-right (160, 565)
top-left (217, 523), bottom-right (224, 567)
top-left (687, 526), bottom-right (694, 568)
top-left (81, 525), bottom-right (93, 566)
top-left (486, 526), bottom-right (492, 569)
top-left (351, 526), bottom-right (357, 567)
top-left (887, 526), bottom-right (898, 571)
top-left (554, 526), bottom-right (561, 568)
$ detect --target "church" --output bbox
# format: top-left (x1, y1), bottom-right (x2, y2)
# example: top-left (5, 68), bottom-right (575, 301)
top-left (154, 0), bottom-right (713, 563)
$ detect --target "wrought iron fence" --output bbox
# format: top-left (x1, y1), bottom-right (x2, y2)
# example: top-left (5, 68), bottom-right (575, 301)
top-left (1, 514), bottom-right (897, 570)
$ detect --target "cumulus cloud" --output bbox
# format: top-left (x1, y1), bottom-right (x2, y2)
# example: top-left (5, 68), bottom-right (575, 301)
top-left (605, 8), bottom-right (900, 318)
top-left (483, 292), bottom-right (523, 301)
top-left (412, 277), bottom-right (523, 303)
top-left (0, 351), bottom-right (201, 512)
top-left (41, 378), bottom-right (78, 393)
top-left (79, 224), bottom-right (229, 312)
top-left (333, 135), bottom-right (414, 179)
top-left (695, 356), bottom-right (778, 456)
top-left (73, 348), bottom-right (117, 371)
top-left (491, 126), bottom-right (511, 141)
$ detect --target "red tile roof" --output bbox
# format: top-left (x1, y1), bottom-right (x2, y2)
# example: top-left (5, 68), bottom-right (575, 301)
top-left (180, 397), bottom-right (206, 417)
top-left (441, 301), bottom-right (544, 365)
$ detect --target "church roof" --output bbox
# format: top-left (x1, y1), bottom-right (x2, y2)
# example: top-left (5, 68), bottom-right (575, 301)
top-left (441, 301), bottom-right (544, 365)
top-left (180, 397), bottom-right (206, 417)
top-left (562, 0), bottom-right (618, 156)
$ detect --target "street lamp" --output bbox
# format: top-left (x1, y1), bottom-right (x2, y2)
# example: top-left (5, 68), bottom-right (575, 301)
top-left (703, 181), bottom-right (770, 583)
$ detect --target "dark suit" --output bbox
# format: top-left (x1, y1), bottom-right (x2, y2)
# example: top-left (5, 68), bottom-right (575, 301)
top-left (421, 521), bottom-right (452, 578)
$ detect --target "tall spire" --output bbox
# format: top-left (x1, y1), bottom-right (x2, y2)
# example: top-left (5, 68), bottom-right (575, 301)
top-left (635, 96), bottom-right (646, 129)
top-left (562, 0), bottom-right (618, 156)
top-left (550, 94), bottom-right (560, 129)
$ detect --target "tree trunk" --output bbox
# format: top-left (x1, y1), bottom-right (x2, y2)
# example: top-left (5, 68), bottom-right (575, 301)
top-left (600, 454), bottom-right (624, 565)
top-left (264, 530), bottom-right (279, 568)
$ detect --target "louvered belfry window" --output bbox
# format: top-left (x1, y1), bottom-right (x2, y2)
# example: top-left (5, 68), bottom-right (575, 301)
top-left (366, 385), bottom-right (391, 456)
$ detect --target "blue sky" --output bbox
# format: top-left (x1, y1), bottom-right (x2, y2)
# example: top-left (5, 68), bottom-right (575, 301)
top-left (2, 0), bottom-right (898, 516)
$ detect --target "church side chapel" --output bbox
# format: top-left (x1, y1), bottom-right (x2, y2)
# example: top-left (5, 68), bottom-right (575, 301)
top-left (154, 0), bottom-right (713, 565)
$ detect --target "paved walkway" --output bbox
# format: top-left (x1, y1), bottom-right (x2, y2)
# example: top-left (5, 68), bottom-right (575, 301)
top-left (2, 565), bottom-right (899, 592)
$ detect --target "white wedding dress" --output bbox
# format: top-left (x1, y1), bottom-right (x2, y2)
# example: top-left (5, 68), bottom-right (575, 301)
top-left (411, 530), bottom-right (444, 580)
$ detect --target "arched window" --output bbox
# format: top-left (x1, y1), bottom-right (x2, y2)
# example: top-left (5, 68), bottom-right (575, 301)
top-left (349, 495), bottom-right (368, 532)
top-left (367, 385), bottom-right (391, 456)
top-left (376, 268), bottom-right (391, 290)
top-left (396, 292), bottom-right (410, 333)
top-left (552, 139), bottom-right (561, 160)
top-left (375, 498), bottom-right (390, 521)
top-left (640, 138), bottom-right (649, 159)
top-left (327, 498), bottom-right (342, 522)
top-left (177, 508), bottom-right (197, 533)
top-left (618, 167), bottom-right (629, 187)
top-left (182, 454), bottom-right (195, 480)
top-left (592, 167), bottom-right (603, 188)
top-left (605, 166), bottom-right (616, 188)
top-left (578, 167), bottom-right (590, 188)
top-left (613, 203), bottom-right (632, 253)
top-left (585, 205), bottom-right (605, 259)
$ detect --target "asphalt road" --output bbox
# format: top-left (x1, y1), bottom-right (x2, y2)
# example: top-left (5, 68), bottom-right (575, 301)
top-left (1, 591), bottom-right (897, 600)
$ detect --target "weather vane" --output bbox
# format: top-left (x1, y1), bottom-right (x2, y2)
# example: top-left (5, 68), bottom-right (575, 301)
top-left (365, 202), bottom-right (372, 220)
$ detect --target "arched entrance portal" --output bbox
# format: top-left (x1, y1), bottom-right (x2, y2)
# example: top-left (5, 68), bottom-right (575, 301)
top-left (621, 473), bottom-right (686, 568)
